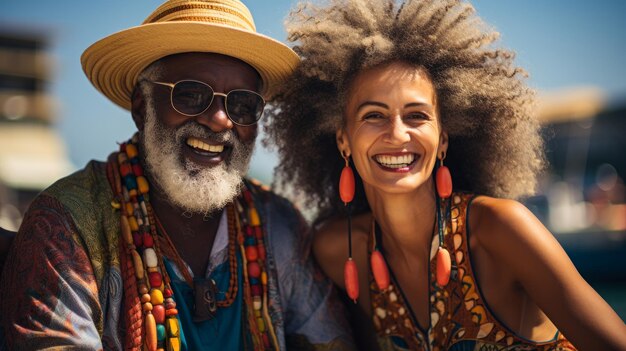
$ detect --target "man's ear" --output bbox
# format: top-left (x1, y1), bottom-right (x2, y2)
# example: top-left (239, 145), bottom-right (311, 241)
top-left (336, 128), bottom-right (351, 158)
top-left (131, 86), bottom-right (146, 131)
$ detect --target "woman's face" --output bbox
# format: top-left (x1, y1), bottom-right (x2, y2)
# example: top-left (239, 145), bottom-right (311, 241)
top-left (337, 61), bottom-right (447, 195)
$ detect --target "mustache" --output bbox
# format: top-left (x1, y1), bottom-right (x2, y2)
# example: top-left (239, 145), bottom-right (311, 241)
top-left (173, 120), bottom-right (236, 145)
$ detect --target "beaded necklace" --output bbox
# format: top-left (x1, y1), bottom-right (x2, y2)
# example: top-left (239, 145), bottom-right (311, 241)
top-left (108, 135), bottom-right (278, 350)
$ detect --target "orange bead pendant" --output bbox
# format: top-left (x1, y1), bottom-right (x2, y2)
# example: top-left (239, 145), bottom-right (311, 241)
top-left (370, 250), bottom-right (390, 290)
top-left (436, 165), bottom-right (452, 199)
top-left (344, 258), bottom-right (359, 303)
top-left (145, 312), bottom-right (157, 351)
top-left (436, 247), bottom-right (451, 287)
top-left (339, 166), bottom-right (355, 205)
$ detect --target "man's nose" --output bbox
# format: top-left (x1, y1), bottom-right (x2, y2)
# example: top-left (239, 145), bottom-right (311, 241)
top-left (194, 93), bottom-right (233, 132)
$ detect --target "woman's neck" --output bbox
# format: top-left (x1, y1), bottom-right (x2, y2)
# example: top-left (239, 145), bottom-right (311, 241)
top-left (364, 179), bottom-right (437, 265)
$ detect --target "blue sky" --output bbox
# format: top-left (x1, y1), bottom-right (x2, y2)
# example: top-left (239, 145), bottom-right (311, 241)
top-left (2, 0), bottom-right (626, 183)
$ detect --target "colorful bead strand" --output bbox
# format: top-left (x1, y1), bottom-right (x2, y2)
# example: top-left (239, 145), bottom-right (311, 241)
top-left (115, 136), bottom-right (181, 351)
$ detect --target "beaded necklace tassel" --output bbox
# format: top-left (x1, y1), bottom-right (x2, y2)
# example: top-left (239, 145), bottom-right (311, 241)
top-left (239, 187), bottom-right (278, 350)
top-left (113, 137), bottom-right (181, 351)
top-left (112, 136), bottom-right (277, 351)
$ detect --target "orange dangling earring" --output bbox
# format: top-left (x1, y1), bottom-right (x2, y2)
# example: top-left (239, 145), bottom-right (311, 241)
top-left (339, 152), bottom-right (359, 302)
top-left (435, 151), bottom-right (452, 287)
top-left (370, 221), bottom-right (390, 291)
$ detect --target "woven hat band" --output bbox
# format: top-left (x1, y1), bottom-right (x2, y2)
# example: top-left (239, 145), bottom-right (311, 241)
top-left (145, 1), bottom-right (256, 32)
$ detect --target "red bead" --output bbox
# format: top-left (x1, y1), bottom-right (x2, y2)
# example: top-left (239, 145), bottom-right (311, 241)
top-left (149, 272), bottom-right (163, 288)
top-left (370, 250), bottom-right (390, 290)
top-left (436, 165), bottom-right (453, 199)
top-left (243, 190), bottom-right (252, 203)
top-left (245, 246), bottom-right (258, 261)
top-left (143, 232), bottom-right (154, 247)
top-left (436, 247), bottom-right (452, 287)
top-left (120, 163), bottom-right (132, 177)
top-left (246, 227), bottom-right (253, 236)
top-left (165, 308), bottom-right (178, 317)
top-left (133, 232), bottom-right (143, 247)
top-left (153, 304), bottom-right (165, 324)
top-left (247, 262), bottom-right (261, 278)
top-left (255, 227), bottom-right (263, 239)
top-left (262, 333), bottom-right (270, 348)
top-left (257, 244), bottom-right (266, 260)
top-left (164, 288), bottom-right (173, 298)
top-left (132, 164), bottom-right (143, 176)
top-left (344, 259), bottom-right (359, 302)
top-left (250, 284), bottom-right (262, 297)
top-left (339, 166), bottom-right (355, 204)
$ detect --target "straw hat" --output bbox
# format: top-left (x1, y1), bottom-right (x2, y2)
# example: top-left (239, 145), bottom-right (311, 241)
top-left (81, 0), bottom-right (299, 110)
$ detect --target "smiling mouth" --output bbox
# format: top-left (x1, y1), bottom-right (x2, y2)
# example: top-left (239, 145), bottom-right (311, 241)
top-left (186, 137), bottom-right (225, 155)
top-left (374, 153), bottom-right (417, 169)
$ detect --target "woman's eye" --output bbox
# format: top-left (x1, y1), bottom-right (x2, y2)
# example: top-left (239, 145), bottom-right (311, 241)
top-left (363, 112), bottom-right (385, 120)
top-left (405, 112), bottom-right (429, 120)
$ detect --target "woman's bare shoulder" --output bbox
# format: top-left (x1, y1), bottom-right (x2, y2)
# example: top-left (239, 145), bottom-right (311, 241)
top-left (313, 212), bottom-right (372, 286)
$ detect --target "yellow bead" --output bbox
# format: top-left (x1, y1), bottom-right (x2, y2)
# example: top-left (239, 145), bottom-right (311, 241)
top-left (111, 200), bottom-right (121, 209)
top-left (131, 250), bottom-right (144, 279)
top-left (167, 336), bottom-right (181, 351)
top-left (137, 176), bottom-right (150, 194)
top-left (143, 301), bottom-right (153, 312)
top-left (126, 144), bottom-right (139, 158)
top-left (261, 271), bottom-right (267, 285)
top-left (126, 203), bottom-right (134, 216)
top-left (166, 318), bottom-right (180, 337)
top-left (128, 216), bottom-right (139, 232)
top-left (256, 317), bottom-right (266, 333)
top-left (249, 208), bottom-right (260, 226)
top-left (150, 289), bottom-right (164, 305)
top-left (121, 215), bottom-right (133, 246)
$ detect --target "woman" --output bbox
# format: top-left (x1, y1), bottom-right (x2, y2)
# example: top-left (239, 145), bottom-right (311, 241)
top-left (266, 0), bottom-right (626, 350)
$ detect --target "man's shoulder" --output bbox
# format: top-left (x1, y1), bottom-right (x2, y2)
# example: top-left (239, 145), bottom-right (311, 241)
top-left (30, 159), bottom-right (115, 240)
top-left (245, 178), bottom-right (308, 250)
top-left (245, 178), bottom-right (299, 218)
top-left (43, 160), bottom-right (111, 205)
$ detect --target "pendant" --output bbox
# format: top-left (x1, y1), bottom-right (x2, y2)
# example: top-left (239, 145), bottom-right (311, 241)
top-left (193, 278), bottom-right (218, 322)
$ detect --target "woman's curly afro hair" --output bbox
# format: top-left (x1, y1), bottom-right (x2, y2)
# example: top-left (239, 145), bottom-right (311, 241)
top-left (264, 0), bottom-right (544, 221)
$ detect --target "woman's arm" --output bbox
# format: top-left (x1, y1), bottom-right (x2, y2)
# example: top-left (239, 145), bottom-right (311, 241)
top-left (474, 197), bottom-right (626, 350)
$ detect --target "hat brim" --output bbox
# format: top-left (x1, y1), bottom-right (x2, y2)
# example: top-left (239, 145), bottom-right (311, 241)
top-left (81, 22), bottom-right (299, 110)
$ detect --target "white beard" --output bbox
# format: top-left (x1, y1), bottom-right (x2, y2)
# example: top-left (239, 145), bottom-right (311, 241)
top-left (140, 98), bottom-right (255, 215)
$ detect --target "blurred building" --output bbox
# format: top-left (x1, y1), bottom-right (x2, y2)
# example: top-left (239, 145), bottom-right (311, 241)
top-left (0, 27), bottom-right (73, 231)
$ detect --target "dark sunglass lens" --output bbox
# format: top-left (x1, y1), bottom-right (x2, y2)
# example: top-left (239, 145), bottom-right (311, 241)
top-left (226, 91), bottom-right (264, 125)
top-left (171, 81), bottom-right (213, 115)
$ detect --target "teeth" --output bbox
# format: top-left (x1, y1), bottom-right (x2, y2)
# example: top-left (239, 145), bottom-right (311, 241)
top-left (186, 137), bottom-right (224, 153)
top-left (375, 154), bottom-right (415, 168)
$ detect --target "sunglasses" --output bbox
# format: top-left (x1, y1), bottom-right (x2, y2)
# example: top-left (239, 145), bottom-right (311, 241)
top-left (149, 80), bottom-right (265, 126)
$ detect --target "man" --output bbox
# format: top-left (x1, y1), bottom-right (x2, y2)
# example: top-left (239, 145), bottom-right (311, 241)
top-left (0, 1), bottom-right (352, 350)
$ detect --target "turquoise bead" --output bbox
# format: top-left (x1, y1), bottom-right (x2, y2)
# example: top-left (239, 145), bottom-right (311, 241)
top-left (157, 324), bottom-right (166, 341)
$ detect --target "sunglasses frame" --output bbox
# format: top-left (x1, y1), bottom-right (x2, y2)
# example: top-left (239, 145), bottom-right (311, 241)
top-left (149, 79), bottom-right (265, 126)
